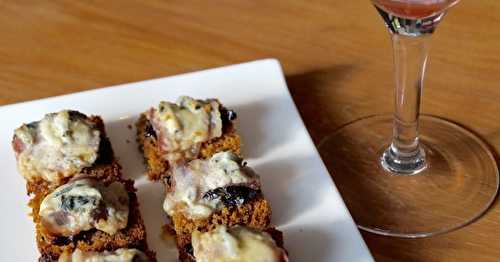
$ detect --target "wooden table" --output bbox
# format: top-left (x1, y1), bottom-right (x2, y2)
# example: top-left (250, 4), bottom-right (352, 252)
top-left (1, 1), bottom-right (499, 261)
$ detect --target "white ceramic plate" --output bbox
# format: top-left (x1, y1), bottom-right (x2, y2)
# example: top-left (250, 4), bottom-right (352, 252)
top-left (0, 59), bottom-right (373, 262)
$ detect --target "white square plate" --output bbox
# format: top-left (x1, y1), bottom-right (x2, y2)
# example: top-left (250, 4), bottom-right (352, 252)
top-left (0, 59), bottom-right (373, 262)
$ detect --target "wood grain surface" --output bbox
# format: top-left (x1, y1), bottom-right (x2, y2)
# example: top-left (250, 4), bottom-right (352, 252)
top-left (1, 1), bottom-right (500, 261)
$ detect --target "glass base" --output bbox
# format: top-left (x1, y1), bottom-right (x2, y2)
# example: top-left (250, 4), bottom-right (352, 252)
top-left (381, 144), bottom-right (427, 175)
top-left (319, 114), bottom-right (499, 238)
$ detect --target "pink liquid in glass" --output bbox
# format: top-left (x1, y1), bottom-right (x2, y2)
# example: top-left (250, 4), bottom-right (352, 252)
top-left (372, 0), bottom-right (459, 18)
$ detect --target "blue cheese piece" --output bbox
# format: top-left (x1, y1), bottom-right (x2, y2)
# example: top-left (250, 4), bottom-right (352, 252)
top-left (13, 110), bottom-right (101, 183)
top-left (163, 151), bottom-right (260, 219)
top-left (39, 178), bottom-right (129, 236)
top-left (57, 248), bottom-right (148, 262)
top-left (146, 96), bottom-right (222, 164)
top-left (192, 225), bottom-right (286, 262)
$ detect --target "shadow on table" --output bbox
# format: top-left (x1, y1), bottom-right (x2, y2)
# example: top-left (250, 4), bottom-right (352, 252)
top-left (285, 64), bottom-right (358, 143)
top-left (287, 67), bottom-right (500, 262)
top-left (255, 154), bottom-right (326, 226)
top-left (234, 96), bottom-right (299, 159)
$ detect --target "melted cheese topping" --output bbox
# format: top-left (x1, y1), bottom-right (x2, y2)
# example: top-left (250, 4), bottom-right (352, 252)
top-left (13, 110), bottom-right (100, 183)
top-left (192, 225), bottom-right (285, 262)
top-left (163, 151), bottom-right (260, 218)
top-left (39, 178), bottom-right (129, 236)
top-left (146, 96), bottom-right (222, 164)
top-left (58, 248), bottom-right (148, 262)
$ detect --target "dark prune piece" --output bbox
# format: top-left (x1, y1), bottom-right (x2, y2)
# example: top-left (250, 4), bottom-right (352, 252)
top-left (144, 122), bottom-right (157, 139)
top-left (71, 229), bottom-right (95, 243)
top-left (220, 108), bottom-right (237, 125)
top-left (203, 186), bottom-right (260, 207)
top-left (184, 243), bottom-right (194, 256)
top-left (26, 121), bottom-right (39, 130)
top-left (226, 110), bottom-right (237, 121)
top-left (67, 110), bottom-right (88, 121)
top-left (222, 186), bottom-right (258, 207)
top-left (52, 236), bottom-right (71, 246)
top-left (164, 176), bottom-right (172, 187)
top-left (39, 252), bottom-right (59, 262)
top-left (94, 137), bottom-right (113, 164)
top-left (203, 187), bottom-right (224, 201)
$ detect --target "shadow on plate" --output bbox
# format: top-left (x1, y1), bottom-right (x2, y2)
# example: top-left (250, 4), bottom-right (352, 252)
top-left (105, 116), bottom-right (146, 180)
top-left (283, 223), bottom-right (337, 262)
top-left (103, 116), bottom-right (178, 260)
top-left (255, 154), bottom-right (326, 226)
top-left (234, 96), bottom-right (299, 159)
top-left (135, 180), bottom-right (178, 262)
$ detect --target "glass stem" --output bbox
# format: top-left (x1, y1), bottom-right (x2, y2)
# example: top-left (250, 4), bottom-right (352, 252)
top-left (381, 34), bottom-right (430, 175)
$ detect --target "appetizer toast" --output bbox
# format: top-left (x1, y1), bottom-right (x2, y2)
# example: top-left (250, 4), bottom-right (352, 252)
top-left (136, 96), bottom-right (241, 181)
top-left (13, 96), bottom-right (288, 261)
top-left (13, 110), bottom-right (155, 262)
top-left (136, 96), bottom-right (285, 261)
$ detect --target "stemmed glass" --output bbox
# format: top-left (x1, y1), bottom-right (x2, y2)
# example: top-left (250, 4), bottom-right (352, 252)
top-left (319, 0), bottom-right (499, 237)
